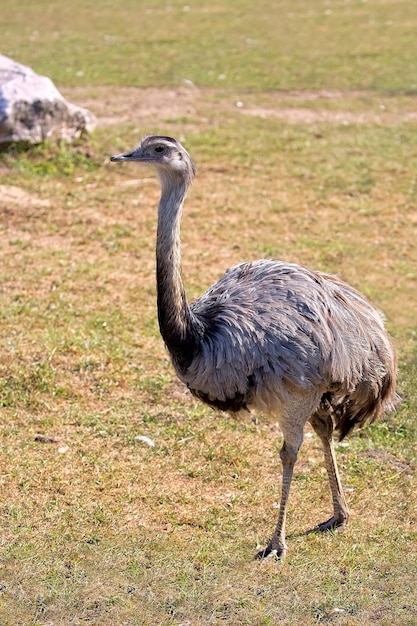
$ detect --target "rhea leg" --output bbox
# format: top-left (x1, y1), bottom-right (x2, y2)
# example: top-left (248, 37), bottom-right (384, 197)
top-left (256, 394), bottom-right (322, 561)
top-left (256, 440), bottom-right (299, 560)
top-left (310, 412), bottom-right (350, 530)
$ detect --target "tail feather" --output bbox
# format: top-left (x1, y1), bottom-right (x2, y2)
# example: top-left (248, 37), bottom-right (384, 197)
top-left (336, 365), bottom-right (399, 441)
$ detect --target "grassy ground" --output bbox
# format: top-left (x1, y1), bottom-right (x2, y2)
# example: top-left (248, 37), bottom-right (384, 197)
top-left (1, 0), bottom-right (417, 91)
top-left (0, 1), bottom-right (417, 625)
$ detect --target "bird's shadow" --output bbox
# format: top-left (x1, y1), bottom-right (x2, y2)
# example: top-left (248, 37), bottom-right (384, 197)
top-left (287, 524), bottom-right (337, 540)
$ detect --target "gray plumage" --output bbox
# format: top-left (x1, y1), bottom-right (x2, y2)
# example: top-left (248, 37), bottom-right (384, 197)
top-left (111, 135), bottom-right (397, 560)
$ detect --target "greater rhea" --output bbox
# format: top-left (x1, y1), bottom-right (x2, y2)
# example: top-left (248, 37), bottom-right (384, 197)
top-left (111, 135), bottom-right (397, 559)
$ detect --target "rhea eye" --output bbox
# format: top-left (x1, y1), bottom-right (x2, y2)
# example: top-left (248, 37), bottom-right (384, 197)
top-left (154, 145), bottom-right (165, 153)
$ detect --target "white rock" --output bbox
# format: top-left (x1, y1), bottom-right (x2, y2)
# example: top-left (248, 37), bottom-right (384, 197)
top-left (0, 54), bottom-right (96, 145)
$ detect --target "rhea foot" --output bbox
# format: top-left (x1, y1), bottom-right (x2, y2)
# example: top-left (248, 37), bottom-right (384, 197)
top-left (316, 515), bottom-right (348, 533)
top-left (255, 542), bottom-right (287, 561)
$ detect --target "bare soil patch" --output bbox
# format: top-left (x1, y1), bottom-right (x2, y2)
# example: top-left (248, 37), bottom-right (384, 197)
top-left (0, 184), bottom-right (51, 208)
top-left (239, 105), bottom-right (417, 124)
top-left (63, 85), bottom-right (417, 126)
top-left (62, 86), bottom-right (199, 128)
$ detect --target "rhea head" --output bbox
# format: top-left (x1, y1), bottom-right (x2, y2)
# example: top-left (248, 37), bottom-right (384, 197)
top-left (111, 135), bottom-right (196, 186)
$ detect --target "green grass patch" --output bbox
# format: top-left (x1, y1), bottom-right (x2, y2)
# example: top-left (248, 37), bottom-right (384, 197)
top-left (0, 0), bottom-right (416, 91)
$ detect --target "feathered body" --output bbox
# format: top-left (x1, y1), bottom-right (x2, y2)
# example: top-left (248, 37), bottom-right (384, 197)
top-left (182, 260), bottom-right (394, 440)
top-left (111, 135), bottom-right (397, 559)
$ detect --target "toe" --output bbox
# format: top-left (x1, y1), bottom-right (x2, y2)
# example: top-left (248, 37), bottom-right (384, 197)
top-left (255, 544), bottom-right (286, 561)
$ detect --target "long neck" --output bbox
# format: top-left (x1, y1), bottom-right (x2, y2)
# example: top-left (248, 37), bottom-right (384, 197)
top-left (155, 170), bottom-right (200, 368)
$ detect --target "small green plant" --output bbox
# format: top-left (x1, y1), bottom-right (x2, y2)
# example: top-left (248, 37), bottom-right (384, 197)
top-left (0, 141), bottom-right (100, 178)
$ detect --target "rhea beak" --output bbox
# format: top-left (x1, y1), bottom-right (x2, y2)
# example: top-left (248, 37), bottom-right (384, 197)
top-left (110, 151), bottom-right (136, 162)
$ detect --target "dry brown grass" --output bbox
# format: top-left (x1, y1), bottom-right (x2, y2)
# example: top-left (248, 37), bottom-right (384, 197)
top-left (0, 87), bottom-right (416, 625)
